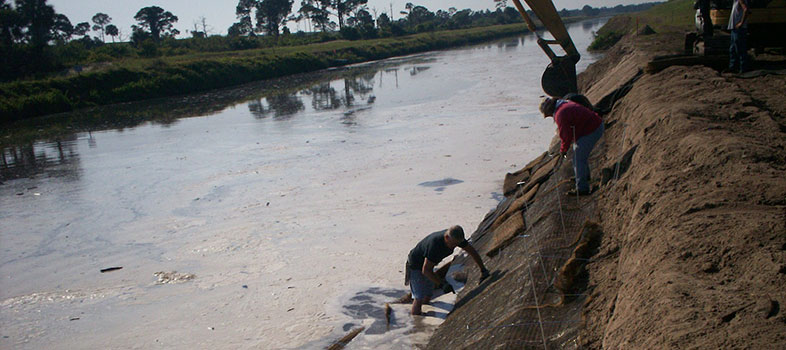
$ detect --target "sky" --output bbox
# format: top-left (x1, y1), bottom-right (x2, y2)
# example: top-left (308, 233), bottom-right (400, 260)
top-left (48, 0), bottom-right (650, 39)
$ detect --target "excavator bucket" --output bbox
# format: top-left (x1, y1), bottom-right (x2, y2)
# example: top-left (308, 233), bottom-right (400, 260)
top-left (510, 0), bottom-right (580, 97)
top-left (541, 57), bottom-right (578, 98)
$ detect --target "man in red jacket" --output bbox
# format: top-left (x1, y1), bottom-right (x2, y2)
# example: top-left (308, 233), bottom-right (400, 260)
top-left (540, 97), bottom-right (604, 195)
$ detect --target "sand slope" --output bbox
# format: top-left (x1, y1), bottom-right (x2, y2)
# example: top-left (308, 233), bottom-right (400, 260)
top-left (579, 35), bottom-right (786, 349)
top-left (426, 31), bottom-right (786, 349)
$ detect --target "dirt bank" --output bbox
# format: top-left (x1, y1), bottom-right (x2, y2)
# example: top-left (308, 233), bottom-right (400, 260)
top-left (425, 30), bottom-right (786, 349)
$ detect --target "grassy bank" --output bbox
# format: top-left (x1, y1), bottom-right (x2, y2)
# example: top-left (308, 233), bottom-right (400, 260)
top-left (589, 0), bottom-right (693, 50)
top-left (1, 23), bottom-right (535, 123)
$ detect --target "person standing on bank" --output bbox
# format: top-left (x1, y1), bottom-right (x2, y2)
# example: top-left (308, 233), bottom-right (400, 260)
top-left (540, 96), bottom-right (604, 196)
top-left (406, 225), bottom-right (489, 316)
top-left (728, 0), bottom-right (750, 73)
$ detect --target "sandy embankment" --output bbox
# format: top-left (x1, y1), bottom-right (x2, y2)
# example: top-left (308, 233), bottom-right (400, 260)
top-left (423, 30), bottom-right (786, 348)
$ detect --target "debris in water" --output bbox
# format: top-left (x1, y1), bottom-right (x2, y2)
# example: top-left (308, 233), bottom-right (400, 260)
top-left (153, 271), bottom-right (195, 284)
top-left (385, 303), bottom-right (392, 329)
top-left (390, 292), bottom-right (413, 304)
top-left (327, 327), bottom-right (365, 350)
top-left (100, 267), bottom-right (123, 273)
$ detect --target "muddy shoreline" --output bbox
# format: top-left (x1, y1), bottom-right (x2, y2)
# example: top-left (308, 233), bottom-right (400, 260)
top-left (423, 28), bottom-right (786, 349)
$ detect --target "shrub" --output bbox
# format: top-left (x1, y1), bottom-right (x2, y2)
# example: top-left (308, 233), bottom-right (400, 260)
top-left (138, 40), bottom-right (159, 57)
top-left (87, 51), bottom-right (114, 63)
top-left (340, 27), bottom-right (361, 40)
top-left (588, 30), bottom-right (625, 51)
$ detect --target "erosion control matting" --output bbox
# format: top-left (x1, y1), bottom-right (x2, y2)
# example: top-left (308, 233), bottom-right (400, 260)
top-left (428, 142), bottom-right (602, 350)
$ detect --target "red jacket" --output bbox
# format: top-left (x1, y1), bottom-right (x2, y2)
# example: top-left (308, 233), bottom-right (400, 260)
top-left (554, 101), bottom-right (602, 153)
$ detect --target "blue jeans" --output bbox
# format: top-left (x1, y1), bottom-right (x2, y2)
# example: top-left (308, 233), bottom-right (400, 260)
top-left (409, 268), bottom-right (434, 300)
top-left (729, 28), bottom-right (748, 73)
top-left (573, 123), bottom-right (604, 192)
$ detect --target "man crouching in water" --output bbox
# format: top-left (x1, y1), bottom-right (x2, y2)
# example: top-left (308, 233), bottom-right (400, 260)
top-left (406, 225), bottom-right (490, 315)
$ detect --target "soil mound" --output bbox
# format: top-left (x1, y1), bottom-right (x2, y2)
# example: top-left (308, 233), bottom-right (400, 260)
top-left (638, 24), bottom-right (656, 35)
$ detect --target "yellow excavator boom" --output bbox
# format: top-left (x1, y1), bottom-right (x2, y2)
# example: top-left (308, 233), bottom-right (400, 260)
top-left (511, 0), bottom-right (580, 97)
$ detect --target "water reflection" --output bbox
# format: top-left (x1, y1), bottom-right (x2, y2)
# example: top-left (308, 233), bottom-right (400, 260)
top-left (342, 73), bottom-right (375, 106)
top-left (249, 93), bottom-right (305, 120)
top-left (1, 19), bottom-right (607, 182)
top-left (409, 66), bottom-right (430, 75)
top-left (496, 39), bottom-right (520, 50)
top-left (381, 68), bottom-right (399, 88)
top-left (579, 17), bottom-right (607, 33)
top-left (250, 72), bottom-right (379, 125)
top-left (304, 82), bottom-right (343, 110)
top-left (1, 137), bottom-right (81, 182)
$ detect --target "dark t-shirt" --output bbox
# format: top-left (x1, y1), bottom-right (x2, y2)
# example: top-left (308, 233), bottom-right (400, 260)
top-left (407, 230), bottom-right (455, 270)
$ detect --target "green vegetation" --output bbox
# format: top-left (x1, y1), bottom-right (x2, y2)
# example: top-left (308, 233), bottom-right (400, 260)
top-left (588, 0), bottom-right (693, 50)
top-left (0, 0), bottom-right (527, 83)
top-left (637, 0), bottom-right (695, 31)
top-left (0, 0), bottom-right (664, 124)
top-left (588, 29), bottom-right (626, 50)
top-left (0, 24), bottom-right (529, 123)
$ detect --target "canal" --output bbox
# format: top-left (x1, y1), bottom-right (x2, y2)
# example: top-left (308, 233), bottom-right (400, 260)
top-left (0, 18), bottom-right (607, 349)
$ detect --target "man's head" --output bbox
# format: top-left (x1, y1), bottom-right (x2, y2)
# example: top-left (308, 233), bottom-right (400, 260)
top-left (540, 97), bottom-right (557, 118)
top-left (444, 225), bottom-right (468, 249)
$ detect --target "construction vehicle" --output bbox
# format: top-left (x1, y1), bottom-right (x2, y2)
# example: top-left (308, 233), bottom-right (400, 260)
top-left (691, 0), bottom-right (786, 55)
top-left (510, 0), bottom-right (580, 98)
top-left (514, 0), bottom-right (786, 94)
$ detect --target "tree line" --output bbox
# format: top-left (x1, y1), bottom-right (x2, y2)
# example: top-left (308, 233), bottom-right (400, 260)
top-left (0, 0), bottom-right (662, 82)
top-left (1, 0), bottom-right (185, 80)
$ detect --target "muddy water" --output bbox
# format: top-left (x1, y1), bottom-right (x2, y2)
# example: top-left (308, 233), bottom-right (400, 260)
top-left (0, 19), bottom-right (606, 349)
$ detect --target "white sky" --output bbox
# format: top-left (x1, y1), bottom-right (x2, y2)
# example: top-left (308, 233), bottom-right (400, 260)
top-left (49, 0), bottom-right (650, 38)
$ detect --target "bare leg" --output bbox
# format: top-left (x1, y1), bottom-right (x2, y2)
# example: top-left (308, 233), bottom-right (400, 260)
top-left (411, 299), bottom-right (424, 315)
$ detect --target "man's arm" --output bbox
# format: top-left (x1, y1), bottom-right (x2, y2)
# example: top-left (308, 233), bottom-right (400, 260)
top-left (555, 112), bottom-right (573, 154)
top-left (421, 259), bottom-right (442, 285)
top-left (736, 0), bottom-right (749, 29)
top-left (462, 244), bottom-right (490, 279)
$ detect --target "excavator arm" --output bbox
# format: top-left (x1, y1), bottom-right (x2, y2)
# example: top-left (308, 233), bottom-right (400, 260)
top-left (511, 0), bottom-right (580, 97)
